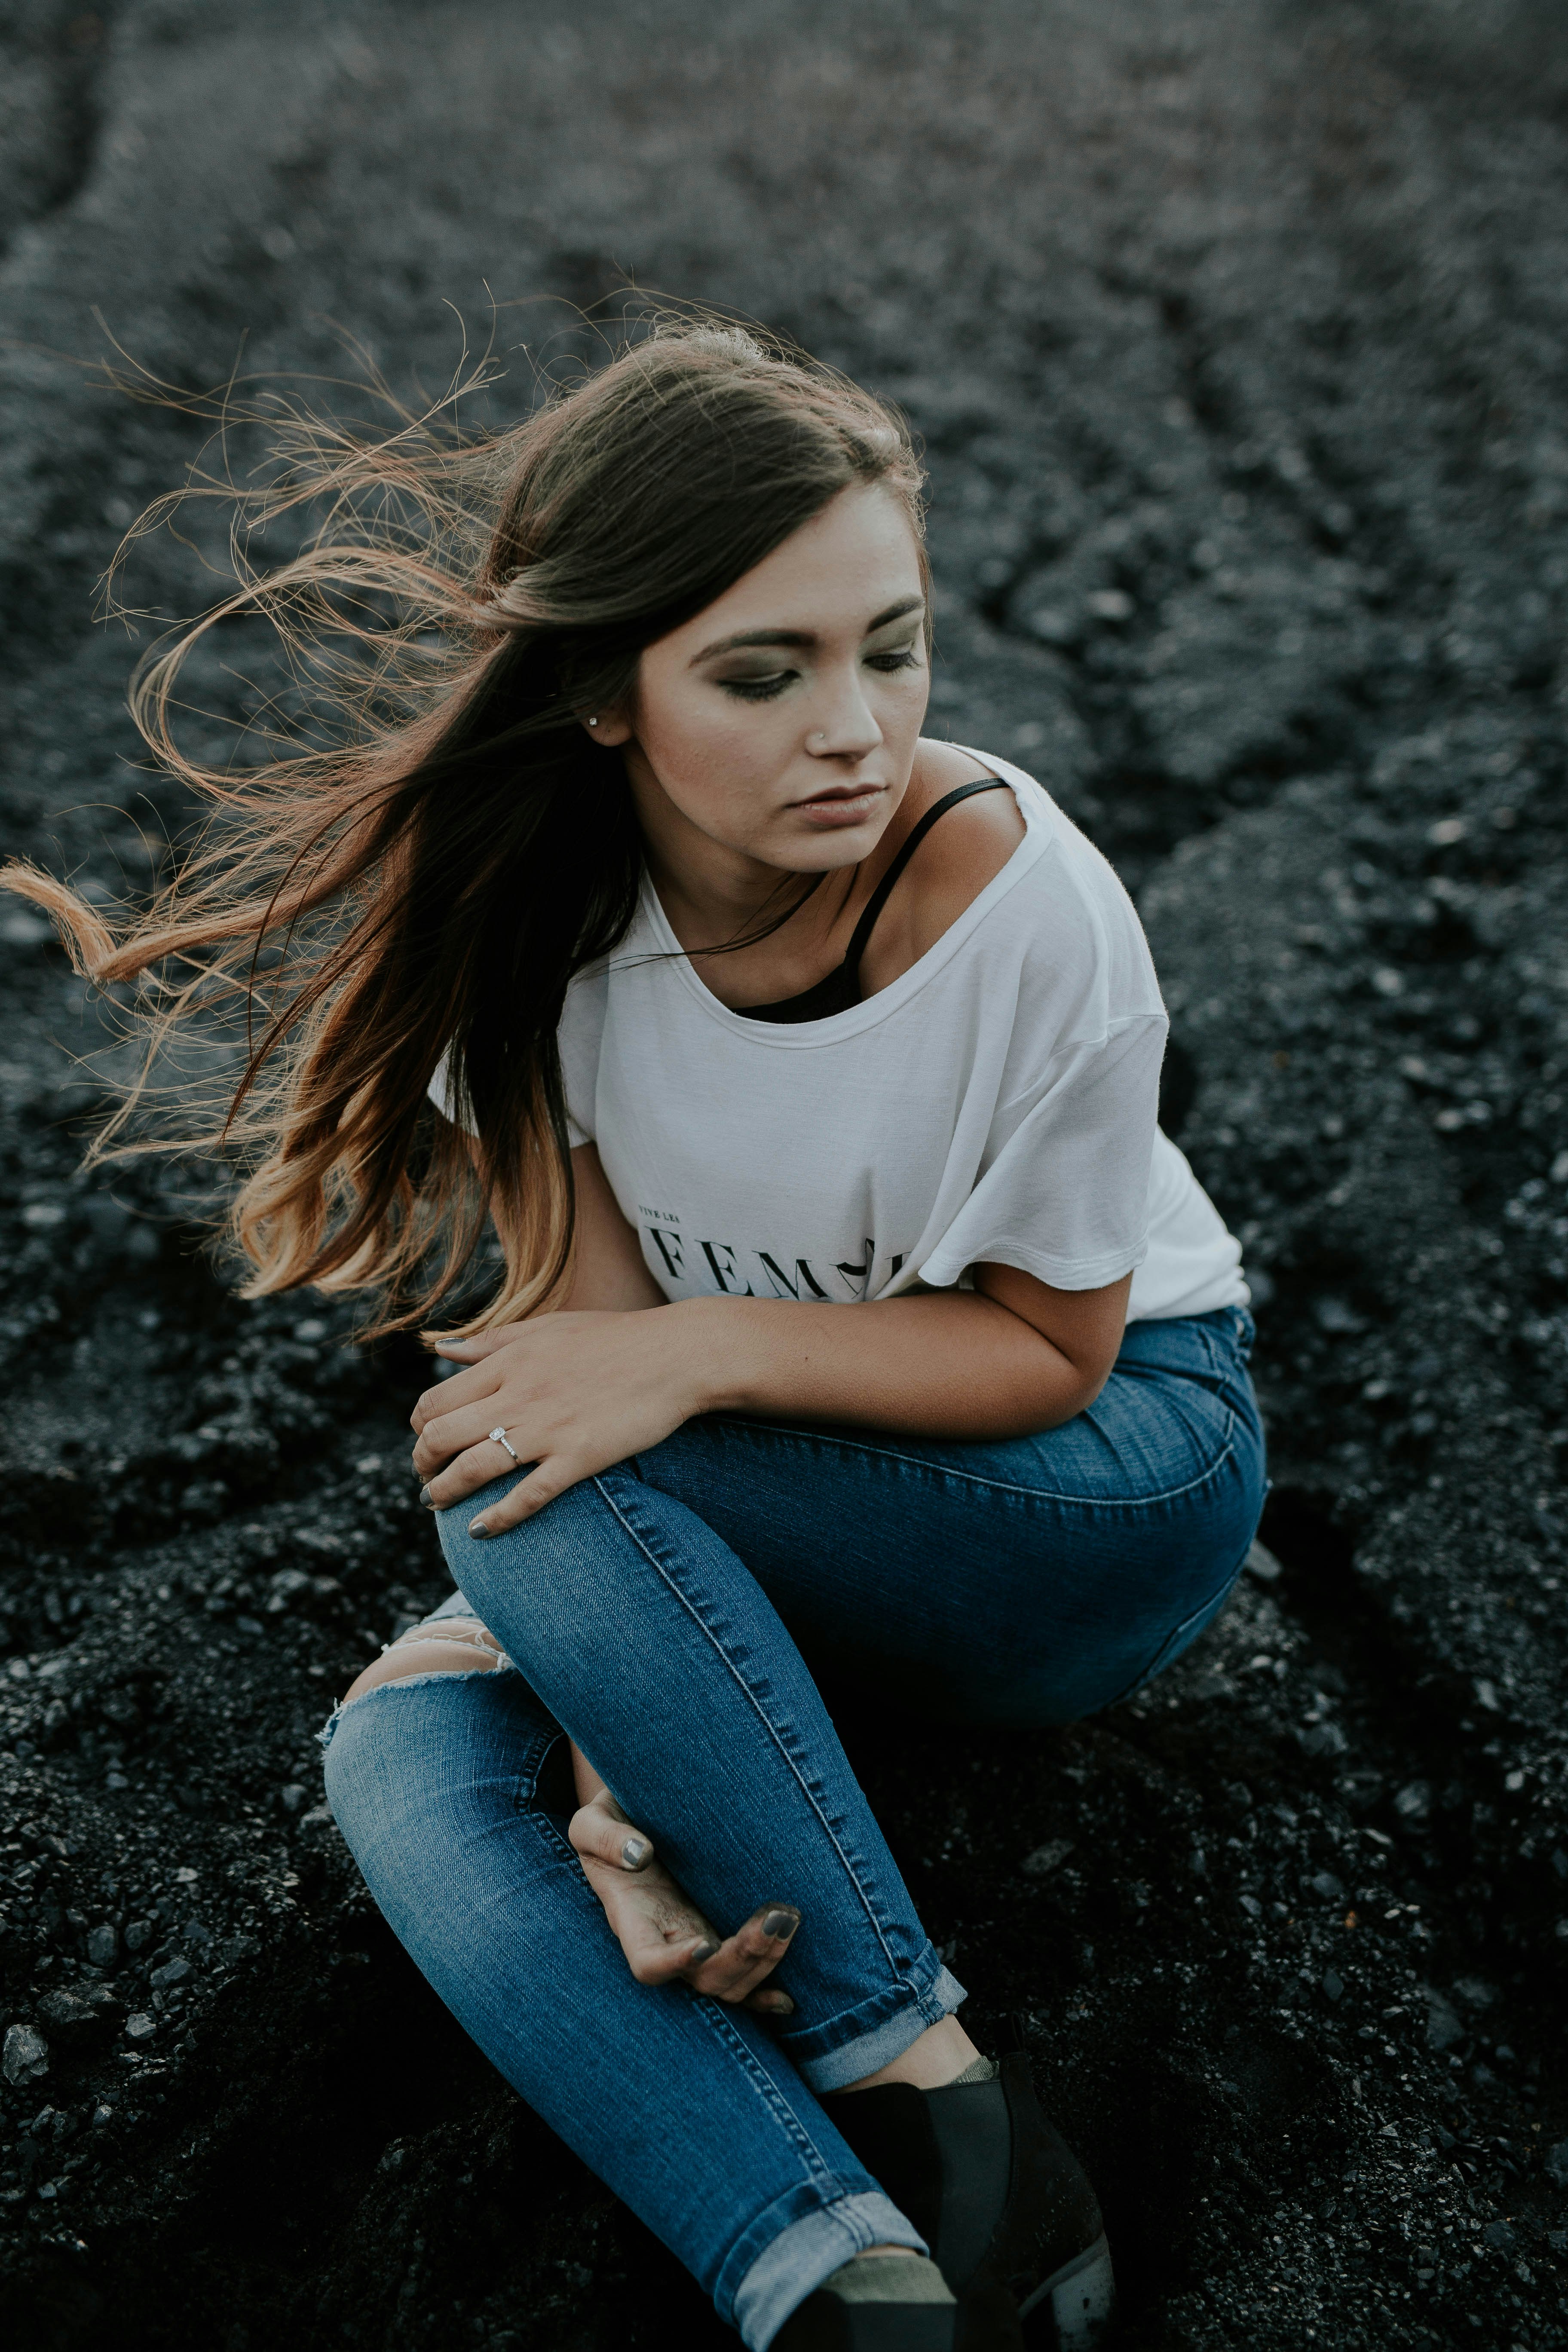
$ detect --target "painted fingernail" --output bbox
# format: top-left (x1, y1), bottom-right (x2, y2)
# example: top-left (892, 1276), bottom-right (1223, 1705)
top-left (620, 1836), bottom-right (650, 1870)
top-left (419, 1485), bottom-right (436, 1509)
top-left (688, 1940), bottom-right (719, 1966)
top-left (760, 1909), bottom-right (799, 1941)
top-left (469, 1519), bottom-right (490, 1539)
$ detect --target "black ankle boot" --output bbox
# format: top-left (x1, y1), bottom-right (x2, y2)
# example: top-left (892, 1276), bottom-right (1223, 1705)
top-left (826, 2051), bottom-right (1115, 2349)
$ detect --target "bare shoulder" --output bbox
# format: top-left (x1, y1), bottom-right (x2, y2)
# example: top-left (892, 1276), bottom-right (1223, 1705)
top-left (902, 740), bottom-right (1026, 916)
top-left (859, 743), bottom-right (1028, 982)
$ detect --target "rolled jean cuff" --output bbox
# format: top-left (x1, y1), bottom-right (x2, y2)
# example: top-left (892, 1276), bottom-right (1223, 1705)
top-left (731, 2190), bottom-right (927, 2350)
top-left (783, 1957), bottom-right (968, 2094)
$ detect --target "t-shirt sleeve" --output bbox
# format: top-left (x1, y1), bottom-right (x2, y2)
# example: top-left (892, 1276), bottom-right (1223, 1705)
top-left (913, 1012), bottom-right (1167, 1292)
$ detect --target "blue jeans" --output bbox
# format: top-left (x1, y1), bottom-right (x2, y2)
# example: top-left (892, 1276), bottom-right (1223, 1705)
top-left (321, 1307), bottom-right (1263, 2346)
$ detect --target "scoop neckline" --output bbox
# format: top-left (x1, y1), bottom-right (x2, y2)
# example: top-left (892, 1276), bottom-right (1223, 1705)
top-left (632, 753), bottom-right (1054, 1046)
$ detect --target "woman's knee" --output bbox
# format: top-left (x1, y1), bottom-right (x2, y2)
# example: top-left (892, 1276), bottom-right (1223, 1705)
top-left (321, 1618), bottom-right (516, 1847)
top-left (338, 1617), bottom-right (507, 1709)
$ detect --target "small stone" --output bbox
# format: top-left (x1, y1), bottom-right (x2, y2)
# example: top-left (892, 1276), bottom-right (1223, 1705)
top-left (279, 1784), bottom-right (307, 1813)
top-left (1020, 1839), bottom-right (1075, 1877)
top-left (123, 1920), bottom-right (152, 1953)
top-left (124, 2013), bottom-right (156, 2043)
top-left (1243, 1540), bottom-right (1283, 1583)
top-left (1299, 1723), bottom-right (1349, 1758)
top-left (86, 1924), bottom-right (117, 1966)
top-left (92, 2104), bottom-right (113, 2128)
top-left (3, 2024), bottom-right (50, 2085)
top-left (1310, 1871), bottom-right (1345, 1902)
top-left (1421, 1987), bottom-right (1464, 2050)
top-left (37, 1990), bottom-right (104, 2036)
top-left (149, 1957), bottom-right (192, 1991)
top-left (1321, 1970), bottom-right (1344, 2003)
top-left (1545, 2139), bottom-right (1568, 2189)
top-left (1393, 1782), bottom-right (1431, 1821)
top-left (1482, 2220), bottom-right (1515, 2252)
top-left (1239, 1894), bottom-right (1262, 1917)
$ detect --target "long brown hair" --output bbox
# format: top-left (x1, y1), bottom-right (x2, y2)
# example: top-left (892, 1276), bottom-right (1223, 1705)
top-left (1, 318), bottom-right (927, 1335)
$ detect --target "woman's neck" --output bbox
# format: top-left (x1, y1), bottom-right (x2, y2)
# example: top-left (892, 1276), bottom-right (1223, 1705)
top-left (629, 766), bottom-right (864, 961)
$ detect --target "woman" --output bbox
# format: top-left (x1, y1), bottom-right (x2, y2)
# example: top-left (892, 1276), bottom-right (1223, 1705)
top-left (5, 322), bottom-right (1262, 2350)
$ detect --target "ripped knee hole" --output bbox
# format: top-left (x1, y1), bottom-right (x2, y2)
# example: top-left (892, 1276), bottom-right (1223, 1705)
top-left (341, 1618), bottom-right (507, 1706)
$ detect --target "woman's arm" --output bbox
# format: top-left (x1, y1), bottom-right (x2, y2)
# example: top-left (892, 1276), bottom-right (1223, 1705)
top-left (686, 1262), bottom-right (1130, 1441)
top-left (412, 1150), bottom-right (1131, 1531)
top-left (558, 1142), bottom-right (668, 1312)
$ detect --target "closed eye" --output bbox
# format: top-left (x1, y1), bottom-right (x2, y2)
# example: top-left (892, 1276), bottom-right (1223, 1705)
top-left (718, 670), bottom-right (797, 702)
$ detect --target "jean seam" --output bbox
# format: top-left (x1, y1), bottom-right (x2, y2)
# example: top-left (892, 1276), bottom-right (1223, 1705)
top-left (691, 1997), bottom-right (845, 2195)
top-left (1104, 1559), bottom-right (1247, 1710)
top-left (706, 1413), bottom-right (1247, 1512)
top-left (592, 1474), bottom-right (913, 1986)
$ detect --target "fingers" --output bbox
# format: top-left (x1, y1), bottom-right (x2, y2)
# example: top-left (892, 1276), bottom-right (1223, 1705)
top-left (464, 1461), bottom-right (575, 1537)
top-left (685, 1905), bottom-right (801, 2006)
top-left (415, 1436), bottom-right (527, 1512)
top-left (408, 1330), bottom-right (530, 1432)
top-left (612, 1893), bottom-right (725, 1988)
top-left (569, 1795), bottom-right (656, 1875)
top-left (744, 1984), bottom-right (796, 2016)
top-left (432, 1327), bottom-right (527, 1363)
top-left (409, 1383), bottom-right (505, 1458)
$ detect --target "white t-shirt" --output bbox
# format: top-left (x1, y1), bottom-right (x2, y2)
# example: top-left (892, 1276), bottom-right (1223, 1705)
top-left (433, 754), bottom-right (1246, 1323)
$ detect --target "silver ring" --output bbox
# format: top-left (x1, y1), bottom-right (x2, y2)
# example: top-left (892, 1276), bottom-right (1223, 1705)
top-left (487, 1425), bottom-right (521, 1464)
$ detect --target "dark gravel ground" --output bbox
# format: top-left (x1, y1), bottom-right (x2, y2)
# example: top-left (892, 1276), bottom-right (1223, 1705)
top-left (2, 3), bottom-right (1568, 2346)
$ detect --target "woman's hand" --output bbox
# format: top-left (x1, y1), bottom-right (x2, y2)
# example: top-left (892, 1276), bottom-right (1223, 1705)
top-left (410, 1306), bottom-right (710, 1534)
top-left (568, 1784), bottom-right (800, 2015)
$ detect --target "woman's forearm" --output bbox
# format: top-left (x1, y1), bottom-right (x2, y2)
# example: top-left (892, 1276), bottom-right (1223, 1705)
top-left (676, 1286), bottom-right (1109, 1441)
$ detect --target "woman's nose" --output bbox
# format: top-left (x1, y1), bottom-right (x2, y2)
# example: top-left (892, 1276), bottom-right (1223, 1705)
top-left (805, 672), bottom-right (882, 756)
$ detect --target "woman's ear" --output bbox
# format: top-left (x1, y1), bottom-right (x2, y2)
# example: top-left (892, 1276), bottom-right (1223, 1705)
top-left (582, 708), bottom-right (634, 747)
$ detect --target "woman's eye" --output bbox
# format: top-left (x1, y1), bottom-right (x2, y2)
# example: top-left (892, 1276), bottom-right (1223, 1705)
top-left (865, 648), bottom-right (922, 674)
top-left (718, 672), bottom-right (794, 701)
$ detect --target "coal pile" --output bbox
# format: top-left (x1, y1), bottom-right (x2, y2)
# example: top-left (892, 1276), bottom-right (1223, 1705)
top-left (1, 3), bottom-right (1566, 2346)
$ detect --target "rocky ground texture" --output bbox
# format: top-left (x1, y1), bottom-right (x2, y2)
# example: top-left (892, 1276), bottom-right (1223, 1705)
top-left (2, 2), bottom-right (1567, 2346)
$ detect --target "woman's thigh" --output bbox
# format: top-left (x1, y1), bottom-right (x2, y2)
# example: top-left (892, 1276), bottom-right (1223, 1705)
top-left (631, 1308), bottom-right (1266, 1726)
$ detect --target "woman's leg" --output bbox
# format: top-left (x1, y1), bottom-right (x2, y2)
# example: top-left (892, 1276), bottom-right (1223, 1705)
top-left (626, 1306), bottom-right (1268, 1726)
top-left (320, 1659), bottom-right (925, 2349)
top-left (435, 1468), bottom-right (968, 2096)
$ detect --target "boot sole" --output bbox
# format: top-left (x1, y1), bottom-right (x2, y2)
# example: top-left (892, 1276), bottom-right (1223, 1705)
top-left (1018, 2234), bottom-right (1116, 2350)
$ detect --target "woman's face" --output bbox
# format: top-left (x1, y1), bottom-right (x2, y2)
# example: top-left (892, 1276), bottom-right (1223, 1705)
top-left (606, 484), bottom-right (930, 878)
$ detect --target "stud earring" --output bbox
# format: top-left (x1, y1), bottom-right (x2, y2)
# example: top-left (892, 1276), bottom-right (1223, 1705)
top-left (587, 716), bottom-right (599, 727)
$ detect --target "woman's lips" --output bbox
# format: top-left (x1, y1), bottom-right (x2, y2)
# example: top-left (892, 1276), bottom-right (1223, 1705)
top-left (790, 784), bottom-right (886, 827)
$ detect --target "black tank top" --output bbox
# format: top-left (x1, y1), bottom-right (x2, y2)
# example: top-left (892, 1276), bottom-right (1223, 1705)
top-left (732, 778), bottom-right (1010, 1025)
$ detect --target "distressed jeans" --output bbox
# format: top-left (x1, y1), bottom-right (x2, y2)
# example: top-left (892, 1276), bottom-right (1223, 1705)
top-left (321, 1306), bottom-right (1263, 2346)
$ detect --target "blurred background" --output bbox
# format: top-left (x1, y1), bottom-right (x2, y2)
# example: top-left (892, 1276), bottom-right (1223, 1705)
top-left (1, 3), bottom-right (1566, 2346)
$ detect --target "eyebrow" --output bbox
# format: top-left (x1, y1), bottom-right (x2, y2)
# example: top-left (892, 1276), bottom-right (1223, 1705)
top-left (690, 595), bottom-right (925, 665)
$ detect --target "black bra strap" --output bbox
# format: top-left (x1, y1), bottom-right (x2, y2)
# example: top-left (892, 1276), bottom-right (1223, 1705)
top-left (843, 778), bottom-right (1011, 979)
